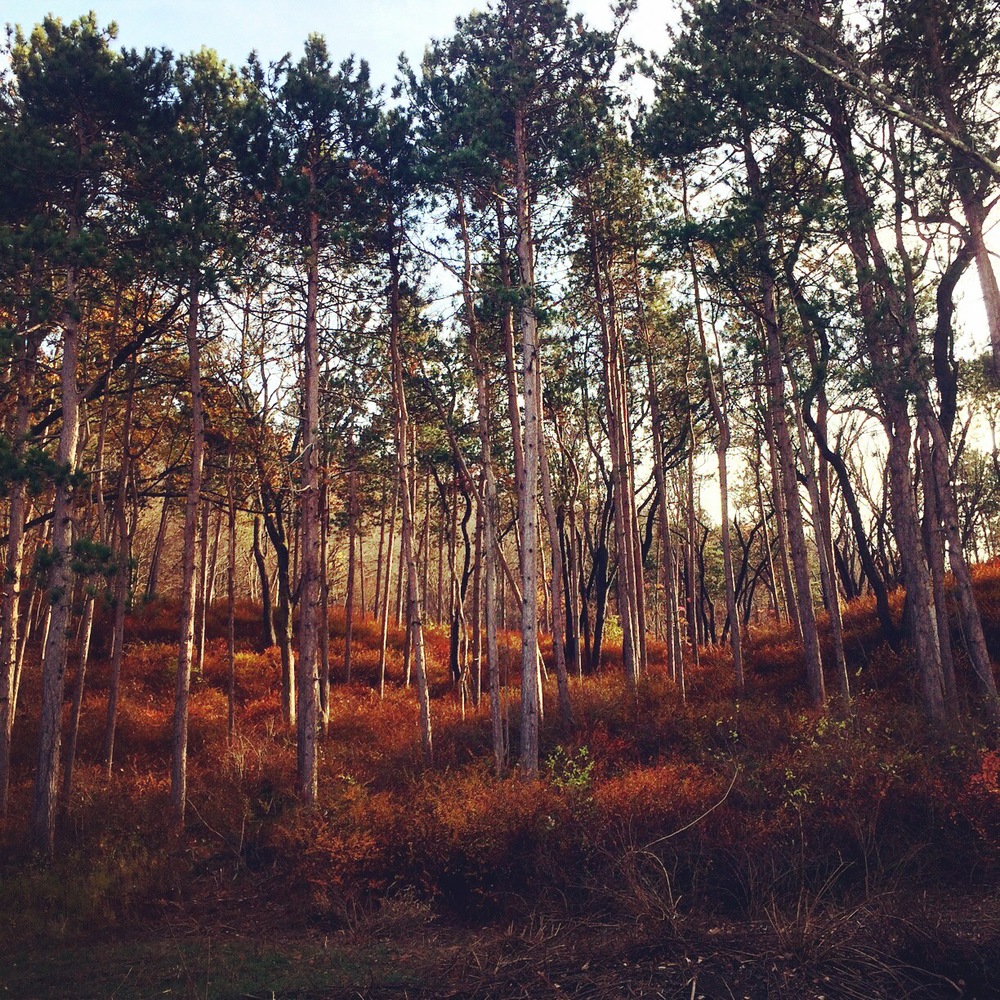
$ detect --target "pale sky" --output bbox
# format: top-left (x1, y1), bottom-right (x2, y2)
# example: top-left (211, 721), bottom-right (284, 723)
top-left (3, 0), bottom-right (673, 89)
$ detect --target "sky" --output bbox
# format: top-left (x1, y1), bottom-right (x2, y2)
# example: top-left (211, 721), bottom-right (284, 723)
top-left (2, 0), bottom-right (673, 90)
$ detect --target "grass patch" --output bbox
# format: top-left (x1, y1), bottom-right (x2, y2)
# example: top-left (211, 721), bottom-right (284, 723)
top-left (0, 936), bottom-right (419, 999)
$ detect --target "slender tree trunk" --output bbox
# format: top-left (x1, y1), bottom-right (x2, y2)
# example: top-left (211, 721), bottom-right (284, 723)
top-left (388, 216), bottom-right (432, 762)
top-left (297, 199), bottom-right (322, 804)
top-left (206, 504), bottom-right (223, 608)
top-left (171, 277), bottom-right (206, 828)
top-left (742, 132), bottom-right (826, 709)
top-left (539, 427), bottom-right (573, 727)
top-left (825, 94), bottom-right (949, 722)
top-left (196, 498), bottom-right (211, 678)
top-left (922, 10), bottom-right (1000, 374)
top-left (472, 505), bottom-right (483, 707)
top-left (760, 322), bottom-right (826, 708)
top-left (62, 584), bottom-right (95, 802)
top-left (226, 454), bottom-right (237, 737)
top-left (681, 177), bottom-right (743, 694)
top-left (1, 332), bottom-right (39, 816)
top-left (583, 185), bottom-right (645, 688)
top-left (456, 186), bottom-right (504, 772)
top-left (319, 466), bottom-right (331, 729)
top-left (918, 420), bottom-right (960, 717)
top-left (792, 393), bottom-right (851, 705)
top-left (373, 480), bottom-right (388, 620)
top-left (513, 107), bottom-right (541, 776)
top-left (32, 259), bottom-right (83, 853)
top-left (924, 409), bottom-right (1000, 716)
top-left (344, 459), bottom-right (357, 685)
top-left (103, 363), bottom-right (137, 775)
top-left (378, 481), bottom-right (399, 698)
top-left (685, 440), bottom-right (700, 665)
top-left (145, 491), bottom-right (172, 600)
top-left (252, 516), bottom-right (276, 649)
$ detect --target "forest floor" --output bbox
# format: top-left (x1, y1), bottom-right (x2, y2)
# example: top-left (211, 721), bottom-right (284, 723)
top-left (5, 573), bottom-right (1000, 998)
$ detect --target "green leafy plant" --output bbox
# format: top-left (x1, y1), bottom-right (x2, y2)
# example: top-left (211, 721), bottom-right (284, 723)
top-left (545, 746), bottom-right (594, 792)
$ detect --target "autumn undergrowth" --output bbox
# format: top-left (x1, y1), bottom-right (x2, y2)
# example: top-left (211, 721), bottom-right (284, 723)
top-left (4, 584), bottom-right (1000, 997)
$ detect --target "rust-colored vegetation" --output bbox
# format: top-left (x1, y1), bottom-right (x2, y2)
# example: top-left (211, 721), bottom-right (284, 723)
top-left (4, 581), bottom-right (1000, 998)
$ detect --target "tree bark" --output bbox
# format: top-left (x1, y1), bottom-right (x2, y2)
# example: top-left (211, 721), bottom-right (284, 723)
top-left (171, 278), bottom-right (206, 827)
top-left (513, 106), bottom-right (541, 776)
top-left (32, 258), bottom-right (83, 853)
top-left (388, 215), bottom-right (433, 763)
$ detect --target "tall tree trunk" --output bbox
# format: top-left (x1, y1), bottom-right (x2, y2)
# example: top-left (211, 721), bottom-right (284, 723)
top-left (373, 479), bottom-right (388, 620)
top-left (205, 504), bottom-right (223, 608)
top-left (682, 175), bottom-right (744, 694)
top-left (923, 409), bottom-right (1000, 716)
top-left (297, 200), bottom-right (322, 804)
top-left (918, 420), bottom-right (960, 717)
top-left (344, 458), bottom-right (358, 685)
top-left (226, 453), bottom-right (237, 737)
top-left (62, 591), bottom-right (95, 801)
top-left (685, 438), bottom-right (701, 665)
top-left (539, 427), bottom-right (573, 727)
top-left (195, 498), bottom-right (211, 679)
top-left (171, 277), bottom-right (206, 828)
top-left (792, 392), bottom-right (851, 705)
top-left (922, 9), bottom-right (1000, 374)
top-left (103, 361), bottom-right (137, 775)
top-left (0, 325), bottom-right (39, 816)
top-left (742, 132), bottom-right (826, 709)
top-left (456, 186), bottom-right (504, 772)
top-left (388, 216), bottom-right (432, 763)
top-left (378, 481), bottom-right (399, 698)
top-left (513, 107), bottom-right (541, 776)
top-left (32, 258), bottom-right (83, 853)
top-left (825, 92), bottom-right (949, 722)
top-left (319, 466), bottom-right (331, 730)
top-left (760, 324), bottom-right (826, 708)
top-left (471, 504), bottom-right (483, 707)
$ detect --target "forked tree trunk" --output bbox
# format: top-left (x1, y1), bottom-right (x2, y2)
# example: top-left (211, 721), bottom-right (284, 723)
top-left (923, 409), bottom-right (1000, 716)
top-left (824, 93), bottom-right (950, 723)
top-left (922, 10), bottom-right (1000, 375)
